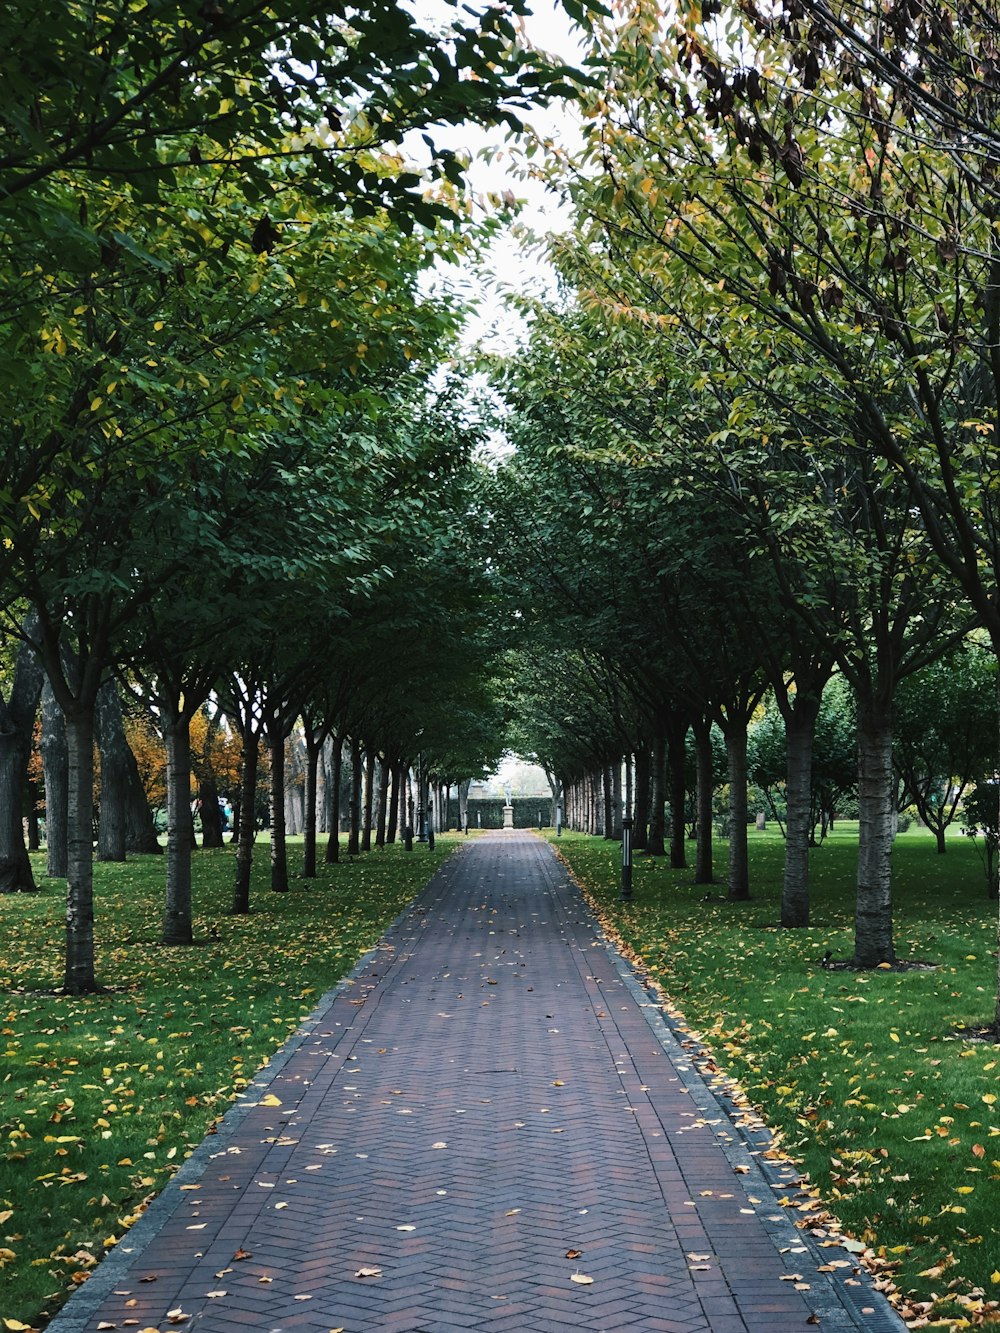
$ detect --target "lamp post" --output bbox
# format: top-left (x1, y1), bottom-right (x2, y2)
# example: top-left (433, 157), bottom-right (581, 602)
top-left (620, 815), bottom-right (633, 901)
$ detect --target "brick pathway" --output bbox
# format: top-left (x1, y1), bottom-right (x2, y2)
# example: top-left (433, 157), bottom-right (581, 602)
top-left (49, 832), bottom-right (905, 1333)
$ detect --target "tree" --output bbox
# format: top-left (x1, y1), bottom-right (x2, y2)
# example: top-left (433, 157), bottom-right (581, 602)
top-left (894, 642), bottom-right (999, 853)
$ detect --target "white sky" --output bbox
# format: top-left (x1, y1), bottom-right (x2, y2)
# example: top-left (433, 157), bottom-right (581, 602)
top-left (409, 0), bottom-right (589, 349)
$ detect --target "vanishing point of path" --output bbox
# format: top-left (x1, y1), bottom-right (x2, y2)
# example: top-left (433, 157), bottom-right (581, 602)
top-left (50, 831), bottom-right (905, 1333)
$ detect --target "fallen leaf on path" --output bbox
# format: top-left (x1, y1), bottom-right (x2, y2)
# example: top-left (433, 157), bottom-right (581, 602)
top-left (431, 1142), bottom-right (447, 1149)
top-left (505, 1210), bottom-right (521, 1217)
top-left (259, 1095), bottom-right (282, 1107)
top-left (565, 1249), bottom-right (582, 1260)
top-left (233, 1248), bottom-right (252, 1261)
top-left (570, 1274), bottom-right (594, 1285)
top-left (687, 1253), bottom-right (711, 1262)
top-left (396, 1225), bottom-right (416, 1231)
top-left (206, 1290), bottom-right (227, 1298)
top-left (356, 1266), bottom-right (382, 1278)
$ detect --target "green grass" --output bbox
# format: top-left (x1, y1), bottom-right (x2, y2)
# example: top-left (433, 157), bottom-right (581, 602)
top-left (0, 835), bottom-right (455, 1330)
top-left (552, 823), bottom-right (1000, 1327)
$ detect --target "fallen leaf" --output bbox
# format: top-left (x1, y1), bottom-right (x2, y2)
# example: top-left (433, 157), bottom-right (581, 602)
top-left (206, 1291), bottom-right (227, 1298)
top-left (274, 1202), bottom-right (288, 1210)
top-left (505, 1209), bottom-right (521, 1217)
top-left (431, 1142), bottom-right (447, 1149)
top-left (570, 1273), bottom-right (594, 1285)
top-left (294, 1295), bottom-right (312, 1301)
top-left (356, 1266), bottom-right (382, 1278)
top-left (260, 1095), bottom-right (282, 1107)
top-left (233, 1249), bottom-right (252, 1261)
top-left (396, 1225), bottom-right (416, 1232)
top-left (565, 1249), bottom-right (583, 1259)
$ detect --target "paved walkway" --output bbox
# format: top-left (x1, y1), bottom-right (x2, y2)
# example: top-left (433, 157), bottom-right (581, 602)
top-left (50, 832), bottom-right (905, 1333)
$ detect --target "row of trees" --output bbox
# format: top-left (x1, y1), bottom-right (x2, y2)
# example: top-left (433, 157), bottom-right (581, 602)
top-left (0, 0), bottom-right (577, 989)
top-left (484, 0), bottom-right (1000, 1036)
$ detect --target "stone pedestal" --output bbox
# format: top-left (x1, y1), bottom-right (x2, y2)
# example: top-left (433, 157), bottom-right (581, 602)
top-left (503, 804), bottom-right (514, 830)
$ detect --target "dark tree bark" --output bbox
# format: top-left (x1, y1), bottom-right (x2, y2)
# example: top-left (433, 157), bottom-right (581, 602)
top-left (603, 764), bottom-right (614, 839)
top-left (40, 680), bottom-right (68, 879)
top-left (611, 761), bottom-right (623, 839)
top-left (633, 743), bottom-right (650, 850)
top-left (26, 780), bottom-right (41, 852)
top-left (198, 709), bottom-right (226, 850)
top-left (361, 746), bottom-right (376, 852)
top-left (268, 716), bottom-right (290, 893)
top-left (781, 696), bottom-right (822, 927)
top-left (95, 680), bottom-right (130, 862)
top-left (375, 755), bottom-right (389, 848)
top-left (646, 733), bottom-right (667, 856)
top-left (692, 714), bottom-right (715, 884)
top-left (666, 715), bottom-right (688, 870)
top-left (0, 632), bottom-right (44, 892)
top-left (302, 723), bottom-right (322, 878)
top-left (854, 698), bottom-right (896, 966)
top-left (324, 738), bottom-right (344, 864)
top-left (199, 772), bottom-right (224, 848)
top-left (162, 715), bottom-right (195, 944)
top-left (232, 730), bottom-right (260, 915)
top-left (64, 705), bottom-right (98, 993)
top-left (347, 736), bottom-right (362, 856)
top-left (722, 721), bottom-right (750, 901)
top-left (94, 680), bottom-right (161, 856)
top-left (387, 758), bottom-right (403, 843)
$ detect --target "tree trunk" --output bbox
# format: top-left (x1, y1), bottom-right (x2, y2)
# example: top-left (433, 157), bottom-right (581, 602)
top-left (692, 715), bottom-right (715, 884)
top-left (612, 761), bottom-right (623, 839)
top-left (647, 733), bottom-right (666, 856)
top-left (458, 775), bottom-right (471, 834)
top-left (347, 737), bottom-right (362, 855)
top-left (41, 680), bottom-right (68, 878)
top-left (325, 738), bottom-right (343, 864)
top-left (854, 698), bottom-right (896, 966)
top-left (232, 732), bottom-right (259, 915)
top-left (95, 680), bottom-right (128, 862)
top-left (603, 764), bottom-right (614, 839)
top-left (361, 747), bottom-right (375, 852)
top-left (387, 758), bottom-right (403, 843)
top-left (782, 699), bottom-right (820, 928)
top-left (666, 716), bottom-right (688, 870)
top-left (162, 718), bottom-right (194, 945)
top-left (302, 726), bottom-right (320, 878)
top-left (0, 635), bottom-right (44, 892)
top-left (64, 706), bottom-right (98, 993)
top-left (633, 743), bottom-right (650, 850)
top-left (27, 780), bottom-right (41, 852)
top-left (199, 773), bottom-right (224, 848)
top-left (723, 722), bottom-right (750, 901)
top-left (269, 724), bottom-right (289, 892)
top-left (375, 756), bottom-right (389, 848)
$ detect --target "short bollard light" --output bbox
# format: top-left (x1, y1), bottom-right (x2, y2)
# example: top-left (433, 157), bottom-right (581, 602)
top-left (555, 806), bottom-right (563, 837)
top-left (620, 815), bottom-right (633, 901)
top-left (404, 824), bottom-right (413, 852)
top-left (416, 805), bottom-right (428, 843)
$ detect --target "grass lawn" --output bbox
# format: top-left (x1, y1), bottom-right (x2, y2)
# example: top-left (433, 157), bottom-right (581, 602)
top-left (0, 834), bottom-right (455, 1330)
top-left (552, 822), bottom-right (1000, 1329)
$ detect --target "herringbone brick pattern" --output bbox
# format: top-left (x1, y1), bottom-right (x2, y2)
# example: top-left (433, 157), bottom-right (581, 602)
top-left (50, 832), bottom-right (904, 1333)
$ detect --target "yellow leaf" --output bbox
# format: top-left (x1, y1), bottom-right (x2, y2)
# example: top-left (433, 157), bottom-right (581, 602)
top-left (570, 1273), bottom-right (594, 1285)
top-left (889, 1032), bottom-right (900, 1042)
top-left (259, 1095), bottom-right (282, 1107)
top-left (90, 397), bottom-right (103, 412)
top-left (991, 1271), bottom-right (1000, 1284)
top-left (983, 1093), bottom-right (997, 1105)
top-left (3, 1322), bottom-right (33, 1332)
